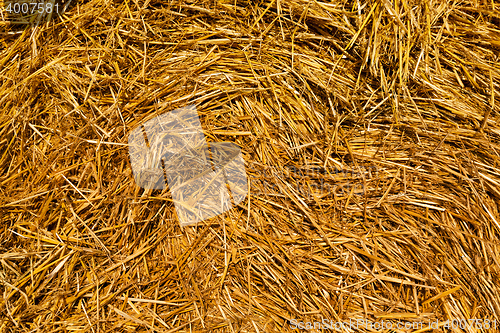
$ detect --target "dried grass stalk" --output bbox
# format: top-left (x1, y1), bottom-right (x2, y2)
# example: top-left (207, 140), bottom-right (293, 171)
top-left (1, 0), bottom-right (500, 331)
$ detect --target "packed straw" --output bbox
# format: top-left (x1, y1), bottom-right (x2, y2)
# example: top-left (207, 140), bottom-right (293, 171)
top-left (1, 0), bottom-right (499, 331)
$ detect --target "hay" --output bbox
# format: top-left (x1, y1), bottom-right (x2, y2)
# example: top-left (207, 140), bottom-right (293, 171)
top-left (1, 0), bottom-right (499, 331)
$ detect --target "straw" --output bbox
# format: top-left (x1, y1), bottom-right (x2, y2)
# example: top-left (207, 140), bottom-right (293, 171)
top-left (0, 0), bottom-right (499, 331)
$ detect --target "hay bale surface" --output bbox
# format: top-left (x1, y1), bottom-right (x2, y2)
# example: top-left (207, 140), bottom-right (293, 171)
top-left (1, 0), bottom-right (500, 331)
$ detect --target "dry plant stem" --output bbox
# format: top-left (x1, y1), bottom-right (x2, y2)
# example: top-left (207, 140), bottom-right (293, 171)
top-left (0, 0), bottom-right (500, 332)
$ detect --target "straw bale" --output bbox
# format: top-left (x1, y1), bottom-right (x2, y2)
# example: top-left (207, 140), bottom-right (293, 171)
top-left (1, 0), bottom-right (499, 331)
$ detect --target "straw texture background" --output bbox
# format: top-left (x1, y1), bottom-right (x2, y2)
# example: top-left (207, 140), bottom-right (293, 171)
top-left (1, 0), bottom-right (499, 331)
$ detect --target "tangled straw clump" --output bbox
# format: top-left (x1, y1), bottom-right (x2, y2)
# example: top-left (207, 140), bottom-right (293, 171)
top-left (1, 0), bottom-right (500, 331)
